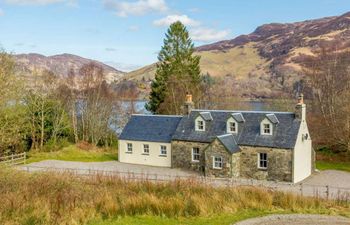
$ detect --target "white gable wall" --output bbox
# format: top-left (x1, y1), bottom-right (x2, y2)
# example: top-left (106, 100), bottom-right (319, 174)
top-left (118, 140), bottom-right (172, 167)
top-left (293, 120), bottom-right (312, 183)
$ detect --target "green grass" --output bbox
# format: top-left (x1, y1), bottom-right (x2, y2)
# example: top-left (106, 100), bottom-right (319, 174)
top-left (26, 144), bottom-right (118, 163)
top-left (89, 210), bottom-right (285, 225)
top-left (316, 161), bottom-right (350, 172)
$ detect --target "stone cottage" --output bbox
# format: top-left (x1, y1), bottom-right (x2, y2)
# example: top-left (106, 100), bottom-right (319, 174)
top-left (119, 94), bottom-right (313, 183)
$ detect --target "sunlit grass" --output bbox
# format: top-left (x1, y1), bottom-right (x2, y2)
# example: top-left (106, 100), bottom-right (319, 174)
top-left (0, 168), bottom-right (349, 225)
top-left (316, 161), bottom-right (350, 172)
top-left (26, 144), bottom-right (118, 163)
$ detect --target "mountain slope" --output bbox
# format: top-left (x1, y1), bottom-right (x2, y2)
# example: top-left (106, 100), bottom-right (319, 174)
top-left (126, 11), bottom-right (350, 98)
top-left (14, 53), bottom-right (125, 83)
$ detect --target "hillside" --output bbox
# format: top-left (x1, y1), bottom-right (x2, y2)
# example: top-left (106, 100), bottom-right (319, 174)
top-left (14, 53), bottom-right (125, 83)
top-left (126, 11), bottom-right (350, 98)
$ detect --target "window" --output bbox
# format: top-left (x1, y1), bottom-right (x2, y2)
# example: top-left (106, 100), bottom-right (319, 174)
top-left (228, 121), bottom-right (237, 133)
top-left (160, 145), bottom-right (167, 156)
top-left (196, 117), bottom-right (205, 131)
top-left (258, 153), bottom-right (268, 169)
top-left (127, 143), bottom-right (133, 153)
top-left (192, 147), bottom-right (200, 162)
top-left (262, 123), bottom-right (272, 135)
top-left (213, 156), bottom-right (223, 169)
top-left (143, 144), bottom-right (149, 154)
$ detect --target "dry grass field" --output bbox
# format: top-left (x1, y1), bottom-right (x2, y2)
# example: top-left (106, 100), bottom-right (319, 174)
top-left (0, 167), bottom-right (349, 225)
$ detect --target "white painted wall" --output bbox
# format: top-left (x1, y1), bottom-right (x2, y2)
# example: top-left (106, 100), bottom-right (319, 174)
top-left (293, 112), bottom-right (312, 183)
top-left (118, 140), bottom-right (172, 167)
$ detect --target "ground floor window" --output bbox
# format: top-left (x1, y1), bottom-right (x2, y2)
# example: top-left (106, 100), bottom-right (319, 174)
top-left (213, 156), bottom-right (223, 169)
top-left (192, 147), bottom-right (200, 162)
top-left (127, 143), bottom-right (133, 153)
top-left (143, 144), bottom-right (149, 154)
top-left (160, 145), bottom-right (167, 156)
top-left (258, 152), bottom-right (268, 169)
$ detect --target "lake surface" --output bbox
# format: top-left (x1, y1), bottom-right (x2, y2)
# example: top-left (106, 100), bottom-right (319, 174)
top-left (124, 100), bottom-right (273, 114)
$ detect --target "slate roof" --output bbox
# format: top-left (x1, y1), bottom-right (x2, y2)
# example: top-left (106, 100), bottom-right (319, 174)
top-left (119, 115), bottom-right (182, 143)
top-left (217, 134), bottom-right (240, 153)
top-left (232, 113), bottom-right (245, 123)
top-left (200, 112), bottom-right (213, 121)
top-left (172, 110), bottom-right (300, 149)
top-left (266, 113), bottom-right (279, 124)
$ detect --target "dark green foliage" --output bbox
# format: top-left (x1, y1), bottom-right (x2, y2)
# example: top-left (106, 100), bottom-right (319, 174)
top-left (146, 21), bottom-right (202, 114)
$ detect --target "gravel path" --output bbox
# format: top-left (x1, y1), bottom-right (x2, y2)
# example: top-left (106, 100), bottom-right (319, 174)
top-left (234, 214), bottom-right (350, 225)
top-left (20, 160), bottom-right (197, 177)
top-left (302, 170), bottom-right (350, 189)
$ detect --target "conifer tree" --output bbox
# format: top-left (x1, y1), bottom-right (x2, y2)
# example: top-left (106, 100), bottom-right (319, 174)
top-left (146, 21), bottom-right (201, 114)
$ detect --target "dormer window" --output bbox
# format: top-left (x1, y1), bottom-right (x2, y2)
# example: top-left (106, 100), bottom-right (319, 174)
top-left (226, 113), bottom-right (244, 134)
top-left (261, 114), bottom-right (278, 136)
top-left (195, 112), bottom-right (212, 132)
top-left (229, 122), bottom-right (237, 133)
top-left (227, 118), bottom-right (238, 134)
top-left (262, 123), bottom-right (271, 135)
top-left (195, 117), bottom-right (205, 131)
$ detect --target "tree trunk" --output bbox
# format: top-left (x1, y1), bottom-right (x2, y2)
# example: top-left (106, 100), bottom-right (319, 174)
top-left (40, 102), bottom-right (44, 149)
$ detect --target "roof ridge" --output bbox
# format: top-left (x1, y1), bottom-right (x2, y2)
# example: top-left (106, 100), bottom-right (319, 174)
top-left (192, 109), bottom-right (294, 114)
top-left (217, 133), bottom-right (233, 138)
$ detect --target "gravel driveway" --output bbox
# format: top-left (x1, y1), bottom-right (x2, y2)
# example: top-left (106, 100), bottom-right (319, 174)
top-left (302, 170), bottom-right (350, 189)
top-left (20, 160), bottom-right (197, 177)
top-left (234, 214), bottom-right (350, 225)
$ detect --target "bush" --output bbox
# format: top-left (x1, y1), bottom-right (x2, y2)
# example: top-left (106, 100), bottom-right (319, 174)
top-left (42, 138), bottom-right (71, 152)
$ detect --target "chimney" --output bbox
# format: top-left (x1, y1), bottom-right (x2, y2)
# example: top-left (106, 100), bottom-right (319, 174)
top-left (295, 93), bottom-right (306, 122)
top-left (184, 94), bottom-right (194, 115)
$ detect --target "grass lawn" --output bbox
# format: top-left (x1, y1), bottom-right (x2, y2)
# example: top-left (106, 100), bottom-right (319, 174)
top-left (316, 161), bottom-right (350, 172)
top-left (26, 144), bottom-right (118, 163)
top-left (316, 150), bottom-right (350, 172)
top-left (89, 210), bottom-right (286, 225)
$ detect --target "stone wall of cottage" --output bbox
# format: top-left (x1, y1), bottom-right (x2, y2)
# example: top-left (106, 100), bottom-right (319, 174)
top-left (204, 139), bottom-right (233, 177)
top-left (171, 140), bottom-right (209, 173)
top-left (239, 146), bottom-right (293, 182)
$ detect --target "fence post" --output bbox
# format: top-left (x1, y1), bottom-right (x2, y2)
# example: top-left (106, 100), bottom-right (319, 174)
top-left (300, 183), bottom-right (303, 196)
top-left (326, 185), bottom-right (330, 200)
top-left (24, 152), bottom-right (26, 164)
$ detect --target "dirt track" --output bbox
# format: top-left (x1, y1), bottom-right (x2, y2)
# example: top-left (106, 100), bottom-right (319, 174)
top-left (234, 214), bottom-right (350, 225)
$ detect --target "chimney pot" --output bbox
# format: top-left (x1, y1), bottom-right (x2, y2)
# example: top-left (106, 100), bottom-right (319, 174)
top-left (184, 94), bottom-right (194, 115)
top-left (295, 93), bottom-right (306, 122)
top-left (298, 93), bottom-right (304, 104)
top-left (186, 94), bottom-right (193, 103)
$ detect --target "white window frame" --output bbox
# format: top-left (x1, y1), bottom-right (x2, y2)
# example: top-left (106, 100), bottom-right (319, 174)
top-left (213, 156), bottom-right (223, 169)
top-left (227, 121), bottom-right (238, 134)
top-left (261, 122), bottom-right (272, 135)
top-left (192, 147), bottom-right (200, 162)
top-left (126, 143), bottom-right (133, 153)
top-left (258, 152), bottom-right (268, 169)
top-left (160, 145), bottom-right (167, 156)
top-left (195, 117), bottom-right (205, 131)
top-left (143, 144), bottom-right (150, 155)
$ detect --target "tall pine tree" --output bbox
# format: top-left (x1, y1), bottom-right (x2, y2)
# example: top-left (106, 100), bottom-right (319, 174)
top-left (145, 21), bottom-right (201, 114)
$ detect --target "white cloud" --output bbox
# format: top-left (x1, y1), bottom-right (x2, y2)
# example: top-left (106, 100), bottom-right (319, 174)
top-left (4, 0), bottom-right (76, 6)
top-left (0, 9), bottom-right (4, 16)
top-left (104, 0), bottom-right (167, 17)
top-left (190, 27), bottom-right (230, 42)
top-left (153, 14), bottom-right (200, 27)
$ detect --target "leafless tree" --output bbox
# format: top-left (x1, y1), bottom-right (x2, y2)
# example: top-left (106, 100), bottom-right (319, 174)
top-left (303, 47), bottom-right (350, 152)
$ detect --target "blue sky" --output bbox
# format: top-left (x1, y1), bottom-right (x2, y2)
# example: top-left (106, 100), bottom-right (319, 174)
top-left (0, 0), bottom-right (349, 72)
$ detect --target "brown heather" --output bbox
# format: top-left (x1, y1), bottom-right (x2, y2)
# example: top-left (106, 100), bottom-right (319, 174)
top-left (0, 167), bottom-right (349, 225)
